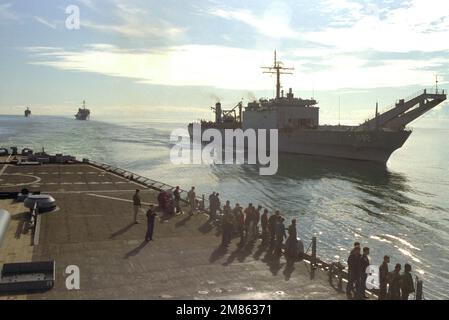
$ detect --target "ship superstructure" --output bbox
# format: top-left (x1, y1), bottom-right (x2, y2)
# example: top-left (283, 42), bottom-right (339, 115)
top-left (75, 100), bottom-right (90, 120)
top-left (24, 107), bottom-right (31, 118)
top-left (188, 52), bottom-right (447, 163)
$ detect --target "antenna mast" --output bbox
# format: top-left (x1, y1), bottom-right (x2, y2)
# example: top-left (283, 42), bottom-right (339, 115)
top-left (261, 50), bottom-right (294, 99)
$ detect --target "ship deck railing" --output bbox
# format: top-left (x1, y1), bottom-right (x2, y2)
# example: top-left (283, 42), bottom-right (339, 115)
top-left (380, 88), bottom-right (446, 115)
top-left (84, 159), bottom-right (224, 213)
top-left (84, 159), bottom-right (193, 202)
top-left (297, 236), bottom-right (425, 300)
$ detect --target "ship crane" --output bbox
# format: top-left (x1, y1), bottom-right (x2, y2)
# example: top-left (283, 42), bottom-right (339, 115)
top-left (261, 50), bottom-right (294, 99)
top-left (222, 101), bottom-right (243, 123)
top-left (211, 101), bottom-right (243, 124)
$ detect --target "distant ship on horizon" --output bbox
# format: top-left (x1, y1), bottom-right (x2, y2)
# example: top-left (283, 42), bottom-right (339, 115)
top-left (75, 100), bottom-right (90, 120)
top-left (24, 107), bottom-right (31, 118)
top-left (188, 51), bottom-right (447, 164)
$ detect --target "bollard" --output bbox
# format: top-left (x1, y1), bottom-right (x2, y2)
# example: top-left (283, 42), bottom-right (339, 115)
top-left (337, 263), bottom-right (343, 292)
top-left (416, 279), bottom-right (423, 300)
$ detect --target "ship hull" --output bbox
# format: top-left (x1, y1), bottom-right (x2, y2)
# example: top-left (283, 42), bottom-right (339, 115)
top-left (187, 124), bottom-right (411, 163)
top-left (278, 130), bottom-right (411, 163)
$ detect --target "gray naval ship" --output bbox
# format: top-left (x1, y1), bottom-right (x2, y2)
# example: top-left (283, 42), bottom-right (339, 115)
top-left (75, 100), bottom-right (90, 120)
top-left (188, 52), bottom-right (447, 163)
top-left (24, 107), bottom-right (31, 118)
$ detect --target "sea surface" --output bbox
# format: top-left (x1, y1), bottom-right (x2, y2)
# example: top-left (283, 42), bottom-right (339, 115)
top-left (1, 115), bottom-right (449, 299)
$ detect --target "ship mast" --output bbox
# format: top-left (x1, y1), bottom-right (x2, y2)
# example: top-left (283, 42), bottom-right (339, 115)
top-left (261, 51), bottom-right (294, 99)
top-left (435, 75), bottom-right (439, 94)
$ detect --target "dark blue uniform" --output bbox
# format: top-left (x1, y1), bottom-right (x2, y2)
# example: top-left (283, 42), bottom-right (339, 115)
top-left (146, 209), bottom-right (157, 241)
top-left (360, 254), bottom-right (370, 298)
top-left (346, 250), bottom-right (362, 298)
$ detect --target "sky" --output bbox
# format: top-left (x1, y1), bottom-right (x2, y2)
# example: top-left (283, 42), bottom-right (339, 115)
top-left (0, 0), bottom-right (448, 123)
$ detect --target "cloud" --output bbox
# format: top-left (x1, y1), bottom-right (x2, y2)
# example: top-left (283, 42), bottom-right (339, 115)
top-left (27, 45), bottom-right (272, 89)
top-left (307, 0), bottom-right (449, 53)
top-left (81, 1), bottom-right (185, 38)
top-left (26, 44), bottom-right (448, 91)
top-left (0, 3), bottom-right (19, 23)
top-left (23, 46), bottom-right (63, 53)
top-left (77, 0), bottom-right (97, 11)
top-left (206, 1), bottom-right (449, 64)
top-left (83, 20), bottom-right (184, 38)
top-left (13, 0), bottom-right (449, 94)
top-left (320, 0), bottom-right (365, 25)
top-left (34, 16), bottom-right (56, 29)
top-left (208, 3), bottom-right (298, 39)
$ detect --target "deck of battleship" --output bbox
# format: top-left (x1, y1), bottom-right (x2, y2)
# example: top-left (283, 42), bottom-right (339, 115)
top-left (0, 157), bottom-right (346, 300)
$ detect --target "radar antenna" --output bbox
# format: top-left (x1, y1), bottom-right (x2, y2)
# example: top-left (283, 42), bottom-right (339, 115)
top-left (261, 51), bottom-right (294, 100)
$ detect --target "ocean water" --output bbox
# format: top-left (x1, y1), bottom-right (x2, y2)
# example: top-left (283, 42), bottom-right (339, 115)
top-left (1, 114), bottom-right (449, 299)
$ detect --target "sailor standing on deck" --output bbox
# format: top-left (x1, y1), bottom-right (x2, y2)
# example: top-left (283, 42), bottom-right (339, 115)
top-left (173, 186), bottom-right (182, 214)
top-left (287, 219), bottom-right (297, 239)
top-left (244, 203), bottom-right (255, 242)
top-left (401, 263), bottom-right (415, 300)
top-left (254, 205), bottom-right (262, 237)
top-left (133, 189), bottom-right (141, 224)
top-left (209, 192), bottom-right (217, 218)
top-left (145, 205), bottom-right (157, 241)
top-left (274, 217), bottom-right (287, 255)
top-left (215, 193), bottom-right (222, 217)
top-left (221, 201), bottom-right (234, 247)
top-left (187, 187), bottom-right (196, 215)
top-left (222, 200), bottom-right (232, 216)
top-left (360, 247), bottom-right (370, 299)
top-left (388, 263), bottom-right (402, 300)
top-left (268, 211), bottom-right (280, 244)
top-left (260, 209), bottom-right (269, 243)
top-left (233, 204), bottom-right (245, 245)
top-left (378, 255), bottom-right (390, 300)
top-left (346, 244), bottom-right (362, 299)
top-left (286, 219), bottom-right (298, 259)
top-left (346, 242), bottom-right (361, 297)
